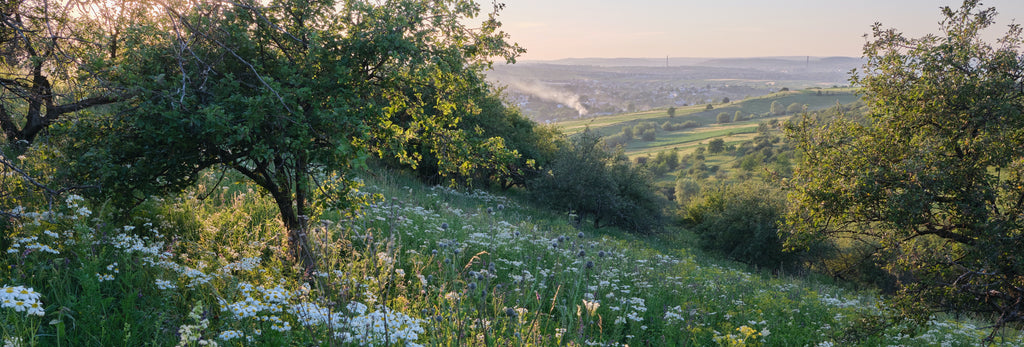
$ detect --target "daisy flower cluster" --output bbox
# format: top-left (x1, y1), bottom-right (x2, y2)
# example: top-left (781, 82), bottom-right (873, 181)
top-left (5, 235), bottom-right (59, 255)
top-left (1, 285), bottom-right (44, 317)
top-left (290, 300), bottom-right (426, 346)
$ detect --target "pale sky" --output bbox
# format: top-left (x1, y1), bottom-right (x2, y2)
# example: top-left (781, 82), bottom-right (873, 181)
top-left (494, 0), bottom-right (1024, 60)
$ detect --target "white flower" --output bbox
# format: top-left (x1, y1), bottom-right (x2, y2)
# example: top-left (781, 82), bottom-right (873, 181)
top-left (218, 330), bottom-right (244, 341)
top-left (4, 337), bottom-right (25, 347)
top-left (155, 279), bottom-right (177, 290)
top-left (1, 285), bottom-right (44, 317)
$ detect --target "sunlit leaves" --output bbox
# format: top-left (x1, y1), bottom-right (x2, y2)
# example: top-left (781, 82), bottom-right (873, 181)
top-left (784, 0), bottom-right (1024, 336)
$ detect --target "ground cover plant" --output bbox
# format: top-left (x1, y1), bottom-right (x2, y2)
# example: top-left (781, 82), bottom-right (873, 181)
top-left (3, 166), bottom-right (1023, 346)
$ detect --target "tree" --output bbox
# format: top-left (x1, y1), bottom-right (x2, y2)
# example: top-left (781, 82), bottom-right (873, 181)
top-left (707, 138), bottom-right (725, 154)
top-left (0, 0), bottom-right (133, 146)
top-left (770, 101), bottom-right (784, 115)
top-left (667, 106), bottom-right (676, 117)
top-left (640, 128), bottom-right (656, 141)
top-left (403, 90), bottom-right (559, 188)
top-left (784, 1), bottom-right (1024, 337)
top-left (733, 110), bottom-right (743, 122)
top-left (721, 97), bottom-right (730, 103)
top-left (716, 112), bottom-right (730, 123)
top-left (705, 103), bottom-right (713, 110)
top-left (786, 102), bottom-right (804, 114)
top-left (66, 0), bottom-right (522, 271)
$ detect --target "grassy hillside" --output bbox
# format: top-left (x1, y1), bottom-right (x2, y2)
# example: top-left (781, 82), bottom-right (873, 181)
top-left (557, 88), bottom-right (859, 158)
top-left (3, 167), bottom-right (1020, 346)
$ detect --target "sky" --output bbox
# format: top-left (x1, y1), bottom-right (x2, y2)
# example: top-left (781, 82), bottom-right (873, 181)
top-left (494, 0), bottom-right (1024, 60)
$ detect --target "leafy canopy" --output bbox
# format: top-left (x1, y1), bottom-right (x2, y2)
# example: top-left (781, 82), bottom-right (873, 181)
top-left (784, 0), bottom-right (1024, 336)
top-left (61, 0), bottom-right (522, 268)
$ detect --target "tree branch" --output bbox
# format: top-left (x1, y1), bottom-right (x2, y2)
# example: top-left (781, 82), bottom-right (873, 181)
top-left (46, 95), bottom-right (118, 116)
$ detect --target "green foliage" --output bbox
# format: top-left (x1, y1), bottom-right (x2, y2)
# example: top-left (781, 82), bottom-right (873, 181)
top-left (684, 181), bottom-right (800, 269)
top-left (661, 120), bottom-right (700, 131)
top-left (401, 90), bottom-right (561, 188)
top-left (786, 102), bottom-right (805, 114)
top-left (770, 100), bottom-right (785, 116)
top-left (640, 128), bottom-right (656, 141)
top-left (733, 110), bottom-right (744, 122)
top-left (0, 0), bottom-right (126, 145)
top-left (674, 177), bottom-right (701, 206)
top-left (3, 151), bottom-right (1019, 346)
top-left (706, 103), bottom-right (714, 110)
top-left (55, 0), bottom-right (522, 268)
top-left (530, 129), bottom-right (664, 233)
top-left (707, 138), bottom-right (725, 154)
top-left (644, 149), bottom-right (679, 176)
top-left (667, 106), bottom-right (676, 117)
top-left (716, 112), bottom-right (731, 123)
top-left (784, 0), bottom-right (1024, 336)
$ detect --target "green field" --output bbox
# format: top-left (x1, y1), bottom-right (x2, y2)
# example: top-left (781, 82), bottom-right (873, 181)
top-left (556, 88), bottom-right (860, 158)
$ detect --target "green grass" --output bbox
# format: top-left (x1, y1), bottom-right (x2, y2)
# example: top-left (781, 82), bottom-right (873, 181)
top-left (3, 167), bottom-right (1022, 346)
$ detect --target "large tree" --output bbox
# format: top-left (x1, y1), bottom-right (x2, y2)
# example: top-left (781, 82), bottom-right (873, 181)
top-left (66, 0), bottom-right (522, 271)
top-left (784, 1), bottom-right (1024, 338)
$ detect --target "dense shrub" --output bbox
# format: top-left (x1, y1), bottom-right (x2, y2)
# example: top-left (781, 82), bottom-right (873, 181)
top-left (530, 129), bottom-right (664, 233)
top-left (662, 120), bottom-right (699, 131)
top-left (640, 128), bottom-right (656, 141)
top-left (683, 181), bottom-right (798, 268)
top-left (716, 112), bottom-right (731, 124)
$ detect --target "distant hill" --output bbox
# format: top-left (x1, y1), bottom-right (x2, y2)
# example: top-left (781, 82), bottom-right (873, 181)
top-left (522, 56), bottom-right (863, 71)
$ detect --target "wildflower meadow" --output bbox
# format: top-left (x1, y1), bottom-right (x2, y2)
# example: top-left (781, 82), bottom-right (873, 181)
top-left (2, 170), bottom-right (1022, 346)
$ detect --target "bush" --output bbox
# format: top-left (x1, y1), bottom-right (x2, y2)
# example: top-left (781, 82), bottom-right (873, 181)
top-left (662, 120), bottom-right (700, 131)
top-left (717, 112), bottom-right (731, 124)
top-left (674, 178), bottom-right (701, 206)
top-left (640, 128), bottom-right (656, 141)
top-left (707, 139), bottom-right (725, 154)
top-left (683, 181), bottom-right (798, 268)
top-left (530, 130), bottom-right (664, 233)
top-left (787, 102), bottom-right (805, 114)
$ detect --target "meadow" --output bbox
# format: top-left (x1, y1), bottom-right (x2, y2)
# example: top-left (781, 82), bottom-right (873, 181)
top-left (3, 168), bottom-right (1019, 346)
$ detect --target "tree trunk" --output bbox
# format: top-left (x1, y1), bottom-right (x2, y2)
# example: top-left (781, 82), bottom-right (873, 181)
top-left (270, 186), bottom-right (315, 275)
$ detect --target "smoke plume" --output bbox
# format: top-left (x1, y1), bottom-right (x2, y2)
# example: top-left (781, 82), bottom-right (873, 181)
top-left (502, 79), bottom-right (588, 117)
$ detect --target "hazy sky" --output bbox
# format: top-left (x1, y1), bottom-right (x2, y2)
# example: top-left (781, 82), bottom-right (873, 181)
top-left (495, 0), bottom-right (1024, 60)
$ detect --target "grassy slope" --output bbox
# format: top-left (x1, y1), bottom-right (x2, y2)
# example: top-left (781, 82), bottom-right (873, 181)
top-left (4, 167), bottom-right (1019, 346)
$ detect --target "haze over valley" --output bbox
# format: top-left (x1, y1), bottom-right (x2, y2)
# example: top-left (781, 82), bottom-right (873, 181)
top-left (487, 56), bottom-right (862, 121)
